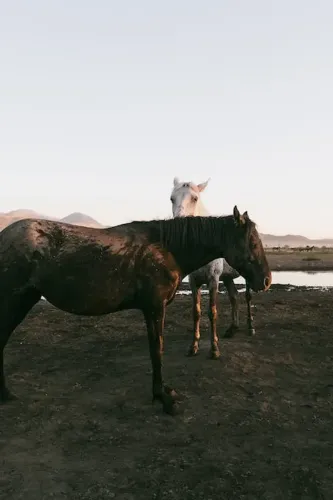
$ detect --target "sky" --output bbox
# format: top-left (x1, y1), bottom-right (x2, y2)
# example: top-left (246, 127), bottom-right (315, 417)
top-left (0, 0), bottom-right (332, 238)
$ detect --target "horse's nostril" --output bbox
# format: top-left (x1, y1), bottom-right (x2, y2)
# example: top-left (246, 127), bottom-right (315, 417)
top-left (264, 277), bottom-right (271, 289)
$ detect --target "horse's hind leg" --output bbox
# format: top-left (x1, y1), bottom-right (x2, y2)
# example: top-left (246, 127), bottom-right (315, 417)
top-left (222, 276), bottom-right (240, 338)
top-left (0, 288), bottom-right (41, 403)
top-left (245, 283), bottom-right (255, 336)
top-left (187, 281), bottom-right (202, 357)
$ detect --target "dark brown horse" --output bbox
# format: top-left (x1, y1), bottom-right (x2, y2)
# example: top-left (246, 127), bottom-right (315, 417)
top-left (0, 206), bottom-right (271, 414)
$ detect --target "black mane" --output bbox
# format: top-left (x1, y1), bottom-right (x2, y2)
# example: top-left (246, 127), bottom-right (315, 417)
top-left (108, 215), bottom-right (256, 252)
top-left (158, 216), bottom-right (237, 250)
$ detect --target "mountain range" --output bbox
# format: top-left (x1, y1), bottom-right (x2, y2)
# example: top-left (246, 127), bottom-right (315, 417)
top-left (0, 210), bottom-right (332, 247)
top-left (0, 210), bottom-right (104, 230)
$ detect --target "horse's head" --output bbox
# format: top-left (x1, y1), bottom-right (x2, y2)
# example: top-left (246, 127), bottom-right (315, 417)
top-left (170, 177), bottom-right (210, 217)
top-left (224, 206), bottom-right (272, 292)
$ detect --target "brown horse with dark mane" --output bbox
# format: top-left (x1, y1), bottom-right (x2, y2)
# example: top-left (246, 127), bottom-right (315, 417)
top-left (0, 206), bottom-right (271, 414)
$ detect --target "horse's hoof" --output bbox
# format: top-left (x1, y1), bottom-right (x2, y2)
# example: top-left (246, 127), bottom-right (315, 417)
top-left (163, 400), bottom-right (178, 415)
top-left (153, 386), bottom-right (180, 404)
top-left (161, 391), bottom-right (179, 415)
top-left (209, 349), bottom-right (221, 360)
top-left (0, 388), bottom-right (17, 403)
top-left (248, 328), bottom-right (256, 336)
top-left (162, 396), bottom-right (183, 416)
top-left (186, 346), bottom-right (199, 357)
top-left (164, 385), bottom-right (179, 400)
top-left (224, 326), bottom-right (238, 338)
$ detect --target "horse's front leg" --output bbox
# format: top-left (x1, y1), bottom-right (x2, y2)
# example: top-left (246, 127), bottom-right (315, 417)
top-left (187, 283), bottom-right (202, 356)
top-left (245, 283), bottom-right (256, 336)
top-left (208, 279), bottom-right (221, 359)
top-left (144, 304), bottom-right (178, 415)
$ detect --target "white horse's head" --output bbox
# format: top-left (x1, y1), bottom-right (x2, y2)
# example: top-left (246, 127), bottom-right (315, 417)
top-left (170, 177), bottom-right (210, 217)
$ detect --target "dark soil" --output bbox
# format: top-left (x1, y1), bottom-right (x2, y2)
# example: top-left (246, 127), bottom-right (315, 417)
top-left (1, 287), bottom-right (333, 500)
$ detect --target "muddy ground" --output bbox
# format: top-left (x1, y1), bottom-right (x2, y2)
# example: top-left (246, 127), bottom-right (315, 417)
top-left (1, 286), bottom-right (333, 500)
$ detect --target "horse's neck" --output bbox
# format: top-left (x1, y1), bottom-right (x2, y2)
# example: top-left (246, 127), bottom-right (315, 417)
top-left (163, 217), bottom-right (228, 277)
top-left (195, 198), bottom-right (209, 217)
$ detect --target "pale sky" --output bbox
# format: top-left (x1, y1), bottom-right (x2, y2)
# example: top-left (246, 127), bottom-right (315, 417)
top-left (1, 0), bottom-right (332, 238)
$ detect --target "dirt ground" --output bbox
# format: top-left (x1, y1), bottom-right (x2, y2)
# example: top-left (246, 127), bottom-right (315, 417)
top-left (1, 287), bottom-right (333, 500)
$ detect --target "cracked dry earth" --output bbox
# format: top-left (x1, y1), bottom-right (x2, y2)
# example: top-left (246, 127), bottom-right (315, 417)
top-left (1, 288), bottom-right (332, 499)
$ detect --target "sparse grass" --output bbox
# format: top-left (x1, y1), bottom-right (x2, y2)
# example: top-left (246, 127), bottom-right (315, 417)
top-left (265, 247), bottom-right (333, 271)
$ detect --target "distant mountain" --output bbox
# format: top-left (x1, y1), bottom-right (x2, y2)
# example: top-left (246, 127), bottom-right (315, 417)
top-left (261, 233), bottom-right (333, 248)
top-left (0, 209), bottom-right (104, 231)
top-left (5, 209), bottom-right (46, 219)
top-left (60, 212), bottom-right (104, 228)
top-left (0, 209), bottom-right (52, 231)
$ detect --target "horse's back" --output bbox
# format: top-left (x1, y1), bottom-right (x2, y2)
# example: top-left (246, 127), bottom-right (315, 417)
top-left (189, 258), bottom-right (224, 286)
top-left (0, 218), bottom-right (107, 252)
top-left (0, 218), bottom-right (49, 258)
top-left (0, 219), bottom-right (46, 294)
top-left (0, 218), bottom-right (103, 283)
top-left (189, 257), bottom-right (240, 286)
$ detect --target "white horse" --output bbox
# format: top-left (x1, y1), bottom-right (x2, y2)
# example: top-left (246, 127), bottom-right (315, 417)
top-left (170, 177), bottom-right (255, 359)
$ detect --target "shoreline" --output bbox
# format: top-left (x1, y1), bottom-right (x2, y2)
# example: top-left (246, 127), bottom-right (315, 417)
top-left (267, 262), bottom-right (333, 273)
top-left (177, 282), bottom-right (332, 294)
top-left (268, 264), bottom-right (333, 272)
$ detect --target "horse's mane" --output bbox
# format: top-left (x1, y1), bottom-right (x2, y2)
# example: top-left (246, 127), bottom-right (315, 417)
top-left (111, 215), bottom-right (257, 251)
top-left (158, 215), bottom-right (239, 250)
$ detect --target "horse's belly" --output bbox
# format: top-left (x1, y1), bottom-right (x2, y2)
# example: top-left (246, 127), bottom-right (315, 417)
top-left (43, 296), bottom-right (126, 316)
top-left (41, 281), bottom-right (135, 316)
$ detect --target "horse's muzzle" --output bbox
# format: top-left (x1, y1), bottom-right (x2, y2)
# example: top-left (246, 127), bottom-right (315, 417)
top-left (247, 271), bottom-right (272, 292)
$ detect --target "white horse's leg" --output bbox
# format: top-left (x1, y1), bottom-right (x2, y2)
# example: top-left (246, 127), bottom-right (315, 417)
top-left (221, 276), bottom-right (240, 338)
top-left (187, 277), bottom-right (201, 356)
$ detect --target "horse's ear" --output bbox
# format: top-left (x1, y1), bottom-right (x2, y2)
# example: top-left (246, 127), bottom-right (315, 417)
top-left (233, 205), bottom-right (246, 226)
top-left (173, 177), bottom-right (180, 187)
top-left (243, 211), bottom-right (249, 220)
top-left (197, 178), bottom-right (210, 192)
top-left (233, 205), bottom-right (240, 221)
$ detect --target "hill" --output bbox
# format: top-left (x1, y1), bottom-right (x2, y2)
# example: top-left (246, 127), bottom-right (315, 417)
top-left (0, 210), bottom-right (104, 231)
top-left (261, 233), bottom-right (333, 248)
top-left (60, 212), bottom-right (104, 228)
top-left (0, 209), bottom-right (54, 232)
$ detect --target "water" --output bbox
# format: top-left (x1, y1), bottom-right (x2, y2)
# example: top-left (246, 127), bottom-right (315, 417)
top-left (233, 271), bottom-right (333, 288)
top-left (183, 271), bottom-right (333, 289)
top-left (267, 271), bottom-right (333, 287)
